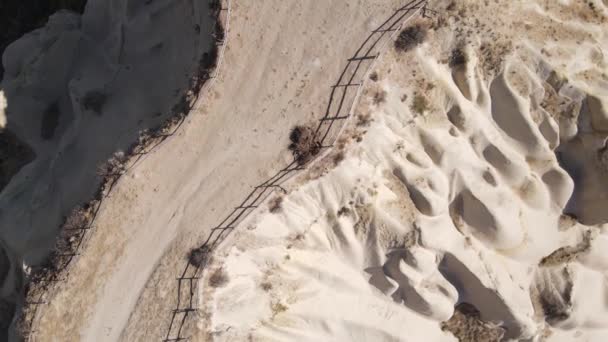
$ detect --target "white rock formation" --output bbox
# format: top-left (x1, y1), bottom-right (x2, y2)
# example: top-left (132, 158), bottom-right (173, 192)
top-left (204, 1), bottom-right (608, 341)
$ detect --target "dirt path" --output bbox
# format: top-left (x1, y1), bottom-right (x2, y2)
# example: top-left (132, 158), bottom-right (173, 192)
top-left (29, 1), bottom-right (420, 341)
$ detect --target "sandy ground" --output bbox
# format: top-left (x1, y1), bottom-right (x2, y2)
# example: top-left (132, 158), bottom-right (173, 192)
top-left (26, 0), bottom-right (421, 341)
top-left (203, 0), bottom-right (608, 341)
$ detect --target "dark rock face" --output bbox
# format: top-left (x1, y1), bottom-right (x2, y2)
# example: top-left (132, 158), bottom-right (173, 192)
top-left (0, 130), bottom-right (35, 191)
top-left (0, 298), bottom-right (16, 341)
top-left (0, 0), bottom-right (87, 79)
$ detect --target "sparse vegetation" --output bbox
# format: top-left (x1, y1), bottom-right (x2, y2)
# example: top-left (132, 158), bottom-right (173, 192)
top-left (63, 207), bottom-right (89, 231)
top-left (539, 230), bottom-right (592, 267)
top-left (288, 125), bottom-right (321, 165)
top-left (82, 90), bottom-right (108, 115)
top-left (96, 151), bottom-right (127, 180)
top-left (373, 90), bottom-right (387, 105)
top-left (411, 93), bottom-right (429, 114)
top-left (271, 301), bottom-right (288, 317)
top-left (208, 267), bottom-right (229, 287)
top-left (441, 303), bottom-right (505, 342)
top-left (369, 72), bottom-right (379, 81)
top-left (395, 23), bottom-right (428, 52)
top-left (213, 20), bottom-right (225, 43)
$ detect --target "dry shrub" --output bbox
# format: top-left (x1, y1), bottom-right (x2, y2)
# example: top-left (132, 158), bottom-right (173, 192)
top-left (208, 267), bottom-right (228, 287)
top-left (261, 282), bottom-right (273, 291)
top-left (395, 23), bottom-right (428, 52)
top-left (450, 46), bottom-right (467, 67)
top-left (288, 125), bottom-right (321, 165)
top-left (271, 301), bottom-right (288, 317)
top-left (357, 112), bottom-right (372, 127)
top-left (171, 95), bottom-right (189, 116)
top-left (337, 207), bottom-right (351, 217)
top-left (268, 196), bottom-right (283, 214)
top-left (213, 20), bottom-right (225, 43)
top-left (369, 72), bottom-right (379, 81)
top-left (411, 93), bottom-right (429, 114)
top-left (188, 245), bottom-right (211, 267)
top-left (373, 90), bottom-right (387, 105)
top-left (208, 0), bottom-right (222, 13)
top-left (333, 151), bottom-right (345, 166)
top-left (97, 151), bottom-right (127, 179)
top-left (160, 113), bottom-right (185, 135)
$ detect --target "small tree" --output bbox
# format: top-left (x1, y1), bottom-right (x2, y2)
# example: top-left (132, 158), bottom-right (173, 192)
top-left (188, 245), bottom-right (211, 267)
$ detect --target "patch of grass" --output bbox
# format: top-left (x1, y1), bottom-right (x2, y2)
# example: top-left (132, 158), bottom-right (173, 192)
top-left (411, 93), bottom-right (429, 114)
top-left (208, 267), bottom-right (228, 288)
